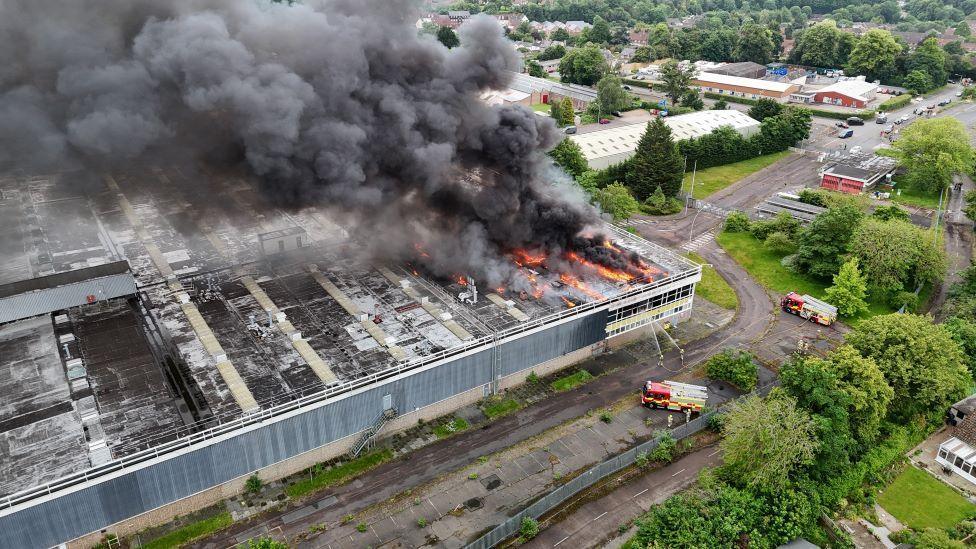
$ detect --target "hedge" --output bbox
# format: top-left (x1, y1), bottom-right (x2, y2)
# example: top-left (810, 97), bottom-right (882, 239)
top-left (702, 92), bottom-right (875, 120)
top-left (877, 94), bottom-right (912, 111)
top-left (623, 79), bottom-right (666, 92)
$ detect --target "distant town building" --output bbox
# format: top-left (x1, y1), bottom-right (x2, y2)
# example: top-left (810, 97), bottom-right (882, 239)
top-left (492, 12), bottom-right (527, 30)
top-left (693, 72), bottom-right (800, 101)
top-left (506, 72), bottom-right (597, 110)
top-left (709, 61), bottom-right (768, 79)
top-left (629, 29), bottom-right (649, 45)
top-left (570, 110), bottom-right (762, 169)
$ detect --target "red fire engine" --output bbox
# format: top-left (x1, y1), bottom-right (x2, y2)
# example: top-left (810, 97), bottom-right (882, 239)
top-left (641, 380), bottom-right (708, 413)
top-left (780, 292), bottom-right (837, 326)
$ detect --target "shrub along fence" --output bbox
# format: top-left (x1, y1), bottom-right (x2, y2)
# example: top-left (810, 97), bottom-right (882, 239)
top-left (464, 384), bottom-right (774, 549)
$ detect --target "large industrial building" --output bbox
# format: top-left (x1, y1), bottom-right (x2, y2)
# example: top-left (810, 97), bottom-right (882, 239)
top-left (570, 110), bottom-right (762, 169)
top-left (0, 166), bottom-right (700, 548)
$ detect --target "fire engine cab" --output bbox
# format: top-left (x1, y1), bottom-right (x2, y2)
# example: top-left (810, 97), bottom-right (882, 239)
top-left (780, 292), bottom-right (837, 326)
top-left (641, 380), bottom-right (708, 413)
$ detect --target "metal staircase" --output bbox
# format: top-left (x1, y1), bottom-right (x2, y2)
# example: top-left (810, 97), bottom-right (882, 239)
top-left (350, 407), bottom-right (397, 458)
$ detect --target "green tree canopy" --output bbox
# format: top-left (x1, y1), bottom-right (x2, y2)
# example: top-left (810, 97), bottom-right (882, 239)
top-left (680, 89), bottom-right (704, 110)
top-left (595, 74), bottom-right (630, 115)
top-left (908, 37), bottom-right (949, 88)
top-left (590, 15), bottom-right (612, 44)
top-left (631, 45), bottom-right (653, 63)
top-left (436, 26), bottom-right (459, 49)
top-left (846, 313), bottom-right (970, 422)
top-left (548, 138), bottom-right (588, 178)
top-left (734, 23), bottom-right (777, 64)
top-left (700, 29), bottom-right (737, 62)
top-left (526, 60), bottom-right (546, 78)
top-left (748, 98), bottom-right (783, 121)
top-left (825, 257), bottom-right (869, 317)
top-left (719, 390), bottom-right (819, 490)
top-left (593, 182), bottom-right (639, 221)
top-left (821, 345), bottom-right (893, 445)
top-left (625, 118), bottom-right (684, 200)
top-left (550, 27), bottom-right (571, 42)
top-left (888, 117), bottom-right (974, 193)
top-left (659, 59), bottom-right (696, 106)
top-left (558, 45), bottom-right (608, 86)
top-left (537, 44), bottom-right (566, 61)
top-left (850, 218), bottom-right (946, 294)
top-left (903, 69), bottom-right (935, 94)
top-left (944, 316), bottom-right (976, 380)
top-left (795, 203), bottom-right (865, 278)
top-left (558, 97), bottom-right (575, 126)
top-left (846, 29), bottom-right (902, 83)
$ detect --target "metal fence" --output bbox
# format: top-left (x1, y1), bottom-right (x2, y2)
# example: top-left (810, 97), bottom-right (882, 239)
top-left (466, 384), bottom-right (774, 549)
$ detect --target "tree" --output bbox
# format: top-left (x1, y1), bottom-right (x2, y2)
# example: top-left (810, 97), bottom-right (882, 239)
top-left (594, 182), bottom-right (639, 221)
top-left (824, 345), bottom-right (893, 445)
top-left (701, 29), bottom-right (737, 62)
top-left (872, 205), bottom-right (910, 222)
top-left (719, 391), bottom-right (819, 490)
top-left (903, 69), bottom-right (935, 94)
top-left (659, 60), bottom-right (695, 106)
top-left (550, 27), bottom-right (570, 42)
top-left (625, 119), bottom-right (684, 200)
top-left (712, 99), bottom-right (728, 110)
top-left (549, 139), bottom-right (588, 178)
top-left (850, 218), bottom-right (946, 295)
top-left (888, 117), bottom-right (974, 193)
top-left (734, 24), bottom-right (777, 65)
top-left (595, 75), bottom-right (630, 115)
top-left (846, 29), bottom-right (902, 83)
top-left (526, 60), bottom-right (546, 78)
top-left (794, 204), bottom-right (865, 278)
top-left (631, 45), bottom-right (653, 63)
top-left (956, 21), bottom-right (973, 38)
top-left (558, 97), bottom-right (575, 126)
top-left (748, 98), bottom-right (783, 121)
top-left (590, 16), bottom-right (611, 44)
top-left (944, 316), bottom-right (976, 380)
top-left (549, 101), bottom-right (563, 127)
top-left (846, 313), bottom-right (971, 422)
top-left (436, 26), bottom-right (459, 49)
top-left (792, 20), bottom-right (847, 68)
top-left (705, 349), bottom-right (759, 390)
top-left (537, 44), bottom-right (566, 61)
top-left (680, 89), bottom-right (704, 110)
top-left (908, 37), bottom-right (949, 88)
top-left (558, 45), bottom-right (607, 86)
top-left (965, 190), bottom-right (976, 222)
top-left (825, 257), bottom-right (869, 317)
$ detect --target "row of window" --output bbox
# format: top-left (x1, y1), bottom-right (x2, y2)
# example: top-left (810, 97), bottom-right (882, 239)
top-left (701, 86), bottom-right (765, 100)
top-left (609, 284), bottom-right (695, 323)
top-left (607, 303), bottom-right (686, 337)
top-left (939, 448), bottom-right (976, 475)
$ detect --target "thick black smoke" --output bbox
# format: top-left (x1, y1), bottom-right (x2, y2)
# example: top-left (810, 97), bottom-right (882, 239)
top-left (0, 0), bottom-right (614, 289)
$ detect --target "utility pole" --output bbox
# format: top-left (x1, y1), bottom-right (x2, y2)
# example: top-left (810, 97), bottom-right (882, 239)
top-left (684, 159), bottom-right (697, 216)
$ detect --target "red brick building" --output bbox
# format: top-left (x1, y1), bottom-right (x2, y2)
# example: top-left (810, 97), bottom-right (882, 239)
top-left (819, 164), bottom-right (889, 194)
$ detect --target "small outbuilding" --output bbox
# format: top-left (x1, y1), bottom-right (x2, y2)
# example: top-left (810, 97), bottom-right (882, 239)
top-left (819, 164), bottom-right (891, 194)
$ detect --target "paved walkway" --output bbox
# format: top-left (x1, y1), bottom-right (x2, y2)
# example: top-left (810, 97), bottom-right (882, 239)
top-left (525, 444), bottom-right (722, 549)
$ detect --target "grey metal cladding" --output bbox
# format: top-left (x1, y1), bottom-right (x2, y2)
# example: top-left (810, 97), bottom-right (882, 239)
top-left (0, 273), bottom-right (138, 323)
top-left (0, 310), bottom-right (607, 548)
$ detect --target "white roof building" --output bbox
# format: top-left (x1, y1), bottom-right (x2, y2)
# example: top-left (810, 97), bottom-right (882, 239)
top-left (694, 72), bottom-right (800, 100)
top-left (815, 78), bottom-right (879, 103)
top-left (569, 110), bottom-right (762, 169)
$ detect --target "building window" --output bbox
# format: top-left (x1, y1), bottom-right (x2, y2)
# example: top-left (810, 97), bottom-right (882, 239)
top-left (965, 463), bottom-right (973, 474)
top-left (956, 455), bottom-right (966, 468)
top-left (939, 448), bottom-right (949, 459)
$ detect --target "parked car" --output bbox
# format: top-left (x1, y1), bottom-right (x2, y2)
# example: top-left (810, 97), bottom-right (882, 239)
top-left (564, 126), bottom-right (577, 134)
top-left (836, 121), bottom-right (849, 128)
top-left (957, 91), bottom-right (963, 97)
top-left (622, 85), bottom-right (632, 90)
top-left (882, 124), bottom-right (894, 133)
top-left (838, 129), bottom-right (854, 138)
top-left (895, 115), bottom-right (909, 124)
top-left (938, 99), bottom-right (951, 106)
top-left (846, 116), bottom-right (865, 126)
top-left (599, 118), bottom-right (611, 124)
top-left (876, 114), bottom-right (888, 124)
top-left (611, 111), bottom-right (622, 117)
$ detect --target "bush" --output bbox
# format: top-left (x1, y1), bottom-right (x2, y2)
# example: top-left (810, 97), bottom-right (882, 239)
top-left (526, 371), bottom-right (540, 384)
top-left (246, 539), bottom-right (288, 549)
top-left (599, 410), bottom-right (614, 423)
top-left (705, 349), bottom-right (758, 391)
top-left (764, 231), bottom-right (797, 255)
top-left (750, 213), bottom-right (799, 242)
top-left (244, 474), bottom-right (262, 494)
top-left (781, 253), bottom-right (802, 273)
top-left (706, 412), bottom-right (726, 432)
top-left (702, 92), bottom-right (873, 119)
top-left (649, 431), bottom-right (677, 463)
top-left (520, 517), bottom-right (540, 540)
top-left (890, 290), bottom-right (919, 311)
top-left (724, 211), bottom-right (751, 232)
top-left (642, 186), bottom-right (684, 215)
top-left (798, 188), bottom-right (830, 207)
top-left (636, 451), bottom-right (650, 468)
top-left (878, 93), bottom-right (912, 111)
top-left (417, 517), bottom-right (427, 528)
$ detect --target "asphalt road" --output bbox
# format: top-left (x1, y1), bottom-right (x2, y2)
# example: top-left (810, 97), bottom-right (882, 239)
top-left (927, 174), bottom-right (975, 319)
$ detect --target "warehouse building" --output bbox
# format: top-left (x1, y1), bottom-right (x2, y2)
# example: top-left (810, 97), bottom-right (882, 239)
top-left (0, 166), bottom-right (700, 548)
top-left (570, 110), bottom-right (762, 169)
top-left (708, 61), bottom-right (767, 79)
top-left (507, 72), bottom-right (597, 110)
top-left (693, 72), bottom-right (800, 101)
top-left (791, 78), bottom-right (879, 109)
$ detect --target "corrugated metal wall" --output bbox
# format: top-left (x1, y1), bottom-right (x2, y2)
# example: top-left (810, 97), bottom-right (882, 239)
top-left (0, 273), bottom-right (138, 324)
top-left (0, 312), bottom-right (607, 549)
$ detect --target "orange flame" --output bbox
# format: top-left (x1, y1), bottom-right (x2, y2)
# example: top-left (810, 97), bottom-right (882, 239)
top-left (512, 249), bottom-right (546, 267)
top-left (561, 296), bottom-right (576, 308)
top-left (559, 273), bottom-right (604, 301)
top-left (456, 275), bottom-right (467, 286)
top-left (564, 251), bottom-right (636, 283)
top-left (496, 286), bottom-right (505, 294)
top-left (413, 242), bottom-right (431, 259)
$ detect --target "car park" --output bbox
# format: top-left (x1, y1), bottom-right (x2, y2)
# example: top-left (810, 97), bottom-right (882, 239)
top-left (846, 116), bottom-right (864, 126)
top-left (836, 121), bottom-right (849, 128)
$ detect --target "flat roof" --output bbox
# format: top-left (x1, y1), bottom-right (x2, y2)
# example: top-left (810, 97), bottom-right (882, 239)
top-left (695, 72), bottom-right (796, 92)
top-left (570, 110), bottom-right (761, 162)
top-left (815, 79), bottom-right (878, 101)
top-left (507, 72), bottom-right (597, 102)
top-left (823, 164), bottom-right (878, 181)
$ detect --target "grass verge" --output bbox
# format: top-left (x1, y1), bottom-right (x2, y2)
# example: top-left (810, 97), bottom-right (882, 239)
top-left (550, 370), bottom-right (594, 392)
top-left (878, 466), bottom-right (976, 530)
top-left (683, 152), bottom-right (790, 200)
top-left (481, 397), bottom-right (521, 419)
top-left (432, 417), bottom-right (470, 439)
top-left (286, 449), bottom-right (394, 499)
top-left (685, 252), bottom-right (737, 310)
top-left (890, 185), bottom-right (943, 210)
top-left (714, 231), bottom-right (894, 322)
top-left (141, 512), bottom-right (233, 549)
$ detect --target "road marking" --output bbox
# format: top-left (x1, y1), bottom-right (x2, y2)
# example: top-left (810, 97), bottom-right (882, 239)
top-left (389, 514), bottom-right (398, 528)
top-left (671, 468), bottom-right (687, 477)
top-left (709, 449), bottom-right (722, 457)
top-left (633, 488), bottom-right (649, 498)
top-left (593, 511), bottom-right (608, 522)
top-left (680, 229), bottom-right (715, 252)
top-left (554, 535), bottom-right (572, 546)
top-left (427, 498), bottom-right (440, 516)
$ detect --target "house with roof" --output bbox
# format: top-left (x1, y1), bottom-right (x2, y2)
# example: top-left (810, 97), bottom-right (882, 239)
top-left (939, 395), bottom-right (976, 484)
top-left (629, 29), bottom-right (649, 45)
top-left (493, 13), bottom-right (527, 30)
top-left (693, 72), bottom-right (800, 101)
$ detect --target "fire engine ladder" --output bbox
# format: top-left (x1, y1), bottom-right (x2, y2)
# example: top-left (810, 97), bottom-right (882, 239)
top-left (350, 407), bottom-right (398, 458)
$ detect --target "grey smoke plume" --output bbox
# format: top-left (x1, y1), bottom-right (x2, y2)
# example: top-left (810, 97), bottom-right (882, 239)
top-left (0, 0), bottom-right (622, 290)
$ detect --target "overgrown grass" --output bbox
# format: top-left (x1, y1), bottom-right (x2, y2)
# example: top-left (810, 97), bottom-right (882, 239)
top-left (481, 397), bottom-right (521, 419)
top-left (890, 185), bottom-right (943, 210)
top-left (714, 231), bottom-right (894, 322)
top-left (878, 466), bottom-right (976, 530)
top-left (682, 152), bottom-right (790, 200)
top-left (550, 370), bottom-right (594, 392)
top-left (432, 417), bottom-right (470, 439)
top-left (685, 252), bottom-right (738, 310)
top-left (140, 512), bottom-right (233, 549)
top-left (286, 449), bottom-right (394, 499)
top-left (531, 103), bottom-right (552, 113)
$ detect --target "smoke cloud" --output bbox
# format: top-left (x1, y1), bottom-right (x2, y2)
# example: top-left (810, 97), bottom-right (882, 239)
top-left (0, 0), bottom-right (625, 291)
